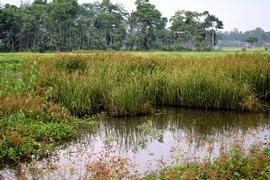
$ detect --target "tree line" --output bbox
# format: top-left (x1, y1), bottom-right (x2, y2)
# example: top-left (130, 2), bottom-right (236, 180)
top-left (0, 0), bottom-right (224, 52)
top-left (217, 28), bottom-right (270, 48)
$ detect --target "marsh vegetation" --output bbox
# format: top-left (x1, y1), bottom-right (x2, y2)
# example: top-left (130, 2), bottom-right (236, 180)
top-left (1, 0), bottom-right (270, 178)
top-left (0, 51), bottom-right (270, 178)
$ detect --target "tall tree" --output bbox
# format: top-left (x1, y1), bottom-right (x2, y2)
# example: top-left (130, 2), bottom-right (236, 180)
top-left (170, 10), bottom-right (223, 50)
top-left (130, 0), bottom-right (165, 50)
top-left (94, 0), bottom-right (128, 50)
top-left (19, 0), bottom-right (49, 51)
top-left (0, 4), bottom-right (21, 51)
top-left (50, 0), bottom-right (79, 51)
top-left (77, 3), bottom-right (100, 49)
top-left (202, 11), bottom-right (223, 48)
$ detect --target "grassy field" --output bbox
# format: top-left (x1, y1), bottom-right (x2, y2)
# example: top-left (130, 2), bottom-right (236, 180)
top-left (0, 51), bottom-right (270, 163)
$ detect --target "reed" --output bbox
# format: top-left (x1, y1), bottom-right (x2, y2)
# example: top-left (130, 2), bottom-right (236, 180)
top-left (36, 52), bottom-right (269, 116)
top-left (1, 52), bottom-right (269, 117)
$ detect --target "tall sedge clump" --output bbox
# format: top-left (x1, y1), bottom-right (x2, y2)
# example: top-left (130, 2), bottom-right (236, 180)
top-left (225, 54), bottom-right (270, 101)
top-left (108, 78), bottom-right (152, 116)
top-left (37, 52), bottom-right (269, 117)
top-left (56, 78), bottom-right (107, 117)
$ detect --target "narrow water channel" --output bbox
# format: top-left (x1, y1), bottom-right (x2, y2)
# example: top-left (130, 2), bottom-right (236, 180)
top-left (1, 108), bottom-right (270, 178)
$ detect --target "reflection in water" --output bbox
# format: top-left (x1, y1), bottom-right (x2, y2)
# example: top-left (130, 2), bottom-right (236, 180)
top-left (100, 108), bottom-right (269, 153)
top-left (1, 108), bottom-right (270, 178)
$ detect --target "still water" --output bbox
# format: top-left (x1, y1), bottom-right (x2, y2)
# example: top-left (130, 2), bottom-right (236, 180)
top-left (1, 108), bottom-right (270, 178)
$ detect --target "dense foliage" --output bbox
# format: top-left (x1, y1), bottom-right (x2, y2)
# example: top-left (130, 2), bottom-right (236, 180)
top-left (0, 0), bottom-right (224, 52)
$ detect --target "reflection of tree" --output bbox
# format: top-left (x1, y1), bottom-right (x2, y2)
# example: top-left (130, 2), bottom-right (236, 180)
top-left (100, 108), bottom-right (269, 152)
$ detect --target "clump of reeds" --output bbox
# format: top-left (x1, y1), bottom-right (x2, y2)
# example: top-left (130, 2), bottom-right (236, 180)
top-left (36, 52), bottom-right (270, 116)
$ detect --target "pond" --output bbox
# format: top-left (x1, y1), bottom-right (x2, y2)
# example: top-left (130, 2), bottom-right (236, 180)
top-left (1, 108), bottom-right (270, 178)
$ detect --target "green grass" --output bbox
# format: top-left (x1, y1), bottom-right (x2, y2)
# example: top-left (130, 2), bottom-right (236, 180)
top-left (0, 55), bottom-right (97, 163)
top-left (0, 112), bottom-right (73, 161)
top-left (40, 52), bottom-right (270, 115)
top-left (0, 110), bottom-right (97, 163)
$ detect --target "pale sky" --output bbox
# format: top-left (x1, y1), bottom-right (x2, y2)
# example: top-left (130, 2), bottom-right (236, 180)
top-left (1, 0), bottom-right (269, 31)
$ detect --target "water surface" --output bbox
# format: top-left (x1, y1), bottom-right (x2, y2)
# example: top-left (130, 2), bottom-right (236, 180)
top-left (1, 108), bottom-right (270, 178)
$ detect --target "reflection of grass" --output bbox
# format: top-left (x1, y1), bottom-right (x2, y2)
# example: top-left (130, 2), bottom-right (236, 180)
top-left (136, 121), bottom-right (164, 149)
top-left (146, 146), bottom-right (270, 179)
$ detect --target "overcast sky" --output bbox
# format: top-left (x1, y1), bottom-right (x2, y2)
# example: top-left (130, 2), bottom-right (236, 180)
top-left (1, 0), bottom-right (269, 31)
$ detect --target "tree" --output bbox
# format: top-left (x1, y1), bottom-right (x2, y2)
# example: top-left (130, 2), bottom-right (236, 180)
top-left (130, 0), bottom-right (165, 50)
top-left (0, 0), bottom-right (228, 52)
top-left (244, 28), bottom-right (266, 47)
top-left (49, 0), bottom-right (79, 51)
top-left (19, 0), bottom-right (49, 52)
top-left (77, 3), bottom-right (100, 49)
top-left (217, 27), bottom-right (270, 48)
top-left (245, 36), bottom-right (258, 47)
top-left (94, 0), bottom-right (128, 50)
top-left (0, 4), bottom-right (21, 51)
top-left (202, 11), bottom-right (223, 49)
top-left (170, 10), bottom-right (223, 50)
